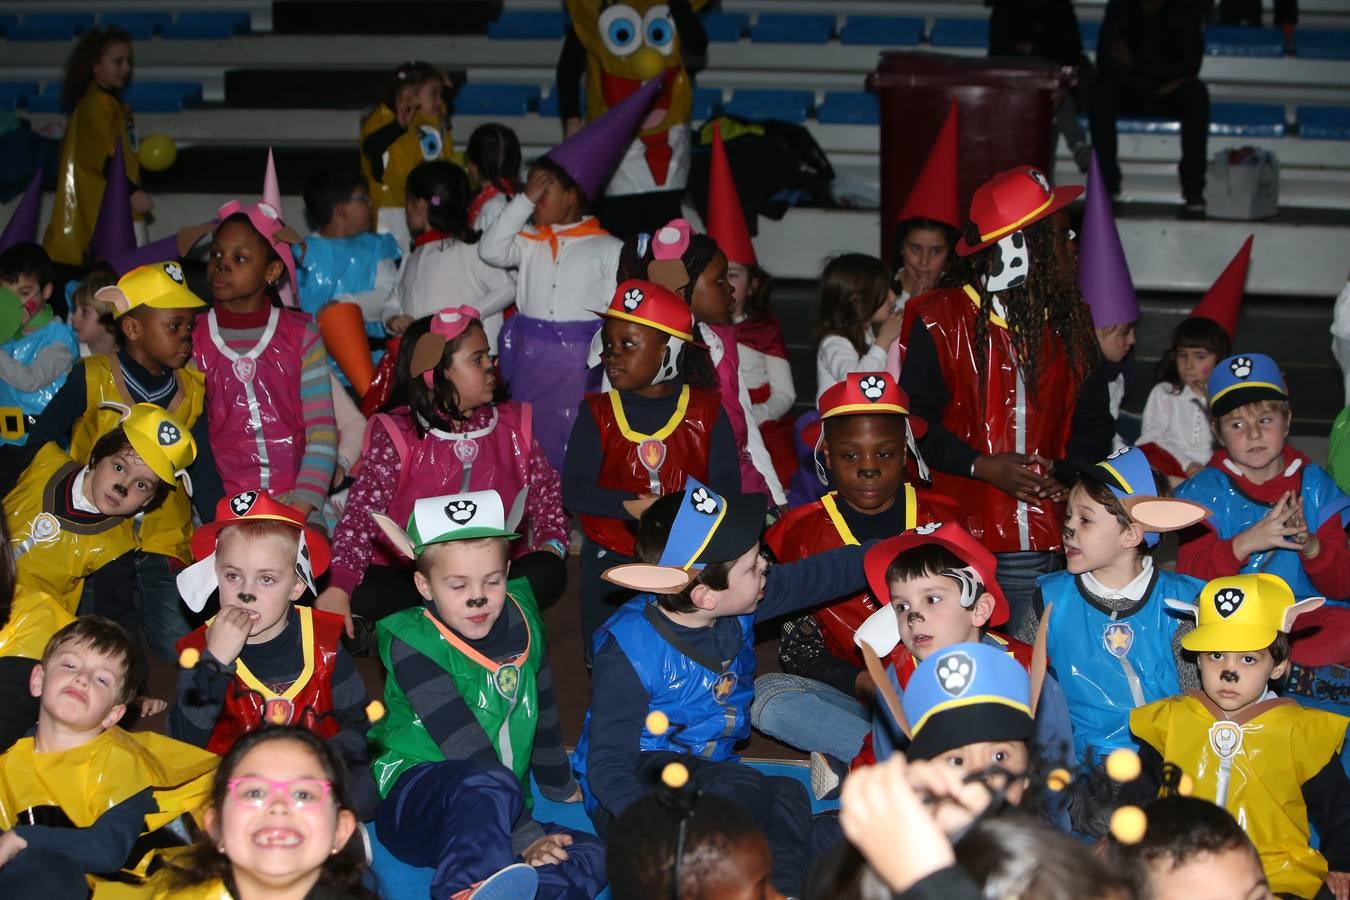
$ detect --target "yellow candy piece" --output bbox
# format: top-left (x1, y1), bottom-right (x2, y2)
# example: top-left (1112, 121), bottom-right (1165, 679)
top-left (365, 700), bottom-right (386, 722)
top-left (1046, 768), bottom-right (1072, 792)
top-left (1178, 773), bottom-right (1194, 797)
top-left (646, 710), bottom-right (670, 736)
top-left (1106, 748), bottom-right (1142, 783)
top-left (661, 762), bottom-right (689, 790)
top-left (178, 647), bottom-right (201, 669)
top-left (1110, 805), bottom-right (1148, 844)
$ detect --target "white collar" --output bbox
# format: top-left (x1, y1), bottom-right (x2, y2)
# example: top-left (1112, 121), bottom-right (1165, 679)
top-left (70, 467), bottom-right (102, 514)
top-left (1082, 557), bottom-right (1154, 603)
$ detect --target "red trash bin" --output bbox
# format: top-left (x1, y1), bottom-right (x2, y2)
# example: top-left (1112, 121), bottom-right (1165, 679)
top-left (867, 52), bottom-right (1073, 263)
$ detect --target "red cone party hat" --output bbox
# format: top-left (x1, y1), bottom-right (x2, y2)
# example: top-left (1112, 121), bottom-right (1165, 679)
top-left (706, 123), bottom-right (756, 266)
top-left (897, 102), bottom-right (960, 229)
top-left (1190, 235), bottom-right (1253, 339)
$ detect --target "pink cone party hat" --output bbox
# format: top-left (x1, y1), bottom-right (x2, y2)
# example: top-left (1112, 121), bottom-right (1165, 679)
top-left (1078, 152), bottom-right (1140, 329)
top-left (89, 140), bottom-right (136, 261)
top-left (0, 169), bottom-right (43, 252)
top-left (544, 75), bottom-right (664, 202)
top-left (261, 147), bottom-right (297, 307)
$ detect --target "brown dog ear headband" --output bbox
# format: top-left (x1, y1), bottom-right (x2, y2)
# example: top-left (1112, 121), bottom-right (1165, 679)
top-left (409, 305), bottom-right (482, 387)
top-left (646, 219), bottom-right (693, 295)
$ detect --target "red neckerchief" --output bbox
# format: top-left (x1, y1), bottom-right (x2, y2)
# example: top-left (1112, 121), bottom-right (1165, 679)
top-left (1207, 445), bottom-right (1310, 504)
top-left (468, 180), bottom-right (515, 227)
top-left (640, 131), bottom-right (673, 186)
top-left (736, 315), bottom-right (789, 359)
top-left (520, 216), bottom-right (610, 260)
top-left (413, 229), bottom-right (453, 249)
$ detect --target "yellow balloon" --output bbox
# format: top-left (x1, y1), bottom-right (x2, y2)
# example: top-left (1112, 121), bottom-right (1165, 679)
top-left (139, 133), bottom-right (178, 172)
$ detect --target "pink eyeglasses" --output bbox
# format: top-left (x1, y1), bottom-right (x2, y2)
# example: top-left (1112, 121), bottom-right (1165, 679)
top-left (227, 777), bottom-right (333, 809)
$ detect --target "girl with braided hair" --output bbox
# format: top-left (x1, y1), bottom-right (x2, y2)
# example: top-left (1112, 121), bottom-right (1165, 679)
top-left (465, 123), bottom-right (522, 234)
top-left (901, 166), bottom-right (1114, 642)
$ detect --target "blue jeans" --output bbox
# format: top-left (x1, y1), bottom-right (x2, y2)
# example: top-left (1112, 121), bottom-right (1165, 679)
top-left (995, 550), bottom-right (1064, 644)
top-left (135, 552), bottom-right (193, 660)
top-left (751, 672), bottom-right (871, 762)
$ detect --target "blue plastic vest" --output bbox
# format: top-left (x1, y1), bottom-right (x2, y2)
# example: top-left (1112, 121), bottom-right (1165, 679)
top-left (0, 321), bottom-right (79, 445)
top-left (1041, 567), bottom-right (1202, 761)
top-left (573, 596), bottom-right (757, 813)
top-left (296, 232), bottom-right (400, 316)
top-left (1177, 463), bottom-right (1350, 601)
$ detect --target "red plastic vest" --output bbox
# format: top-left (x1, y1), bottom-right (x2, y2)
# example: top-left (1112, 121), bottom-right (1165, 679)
top-left (765, 486), bottom-right (960, 667)
top-left (177, 607), bottom-right (344, 755)
top-left (910, 285), bottom-right (1078, 553)
top-left (579, 385), bottom-right (720, 556)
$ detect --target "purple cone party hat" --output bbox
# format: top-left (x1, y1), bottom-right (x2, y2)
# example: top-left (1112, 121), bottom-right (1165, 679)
top-left (544, 75), bottom-right (664, 201)
top-left (89, 140), bottom-right (136, 261)
top-left (105, 223), bottom-right (216, 276)
top-left (0, 169), bottom-right (43, 252)
top-left (261, 147), bottom-right (297, 307)
top-left (1078, 152), bottom-right (1139, 329)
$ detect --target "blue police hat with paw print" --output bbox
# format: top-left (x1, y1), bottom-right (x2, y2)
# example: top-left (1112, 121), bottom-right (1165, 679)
top-left (903, 641), bottom-right (1035, 761)
top-left (1207, 353), bottom-right (1288, 418)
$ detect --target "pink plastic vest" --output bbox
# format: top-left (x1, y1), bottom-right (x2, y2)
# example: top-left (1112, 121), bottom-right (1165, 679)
top-left (362, 403), bottom-right (533, 567)
top-left (705, 322), bottom-right (769, 496)
top-left (194, 307), bottom-right (310, 497)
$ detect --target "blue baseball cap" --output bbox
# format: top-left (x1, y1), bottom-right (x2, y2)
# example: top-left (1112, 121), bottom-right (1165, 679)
top-left (903, 641), bottom-right (1034, 761)
top-left (1207, 353), bottom-right (1288, 418)
top-left (1075, 446), bottom-right (1165, 547)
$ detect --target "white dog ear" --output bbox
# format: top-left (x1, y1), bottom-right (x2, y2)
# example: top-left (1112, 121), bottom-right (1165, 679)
top-left (1283, 597), bottom-right (1326, 633)
top-left (986, 230), bottom-right (1030, 293)
top-left (370, 513), bottom-right (416, 560)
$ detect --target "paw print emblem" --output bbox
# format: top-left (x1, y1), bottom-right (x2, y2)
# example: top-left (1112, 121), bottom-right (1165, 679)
top-left (1028, 168), bottom-right (1051, 195)
top-left (163, 262), bottom-right (184, 284)
top-left (1106, 446), bottom-right (1132, 461)
top-left (623, 287), bottom-right (644, 311)
top-left (1229, 357), bottom-right (1253, 379)
top-left (445, 500), bottom-right (477, 524)
top-left (914, 522), bottom-right (942, 536)
top-left (157, 421), bottom-right (181, 446)
top-left (690, 487), bottom-right (719, 515)
top-left (1213, 587), bottom-right (1245, 618)
top-left (935, 651), bottom-right (975, 697)
top-left (858, 375), bottom-right (886, 401)
top-left (230, 491), bottom-right (258, 516)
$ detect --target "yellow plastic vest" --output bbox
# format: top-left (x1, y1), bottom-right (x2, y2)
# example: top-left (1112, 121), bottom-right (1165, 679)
top-left (69, 355), bottom-right (205, 563)
top-left (0, 587), bottom-right (74, 661)
top-left (359, 103), bottom-right (456, 212)
top-left (1132, 692), bottom-right (1348, 898)
top-left (7, 443), bottom-right (138, 613)
top-left (0, 728), bottom-right (216, 890)
top-left (43, 85), bottom-right (142, 266)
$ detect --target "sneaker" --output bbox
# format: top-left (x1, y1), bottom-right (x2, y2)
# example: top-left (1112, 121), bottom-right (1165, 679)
top-left (810, 751), bottom-right (848, 801)
top-left (452, 863), bottom-right (540, 900)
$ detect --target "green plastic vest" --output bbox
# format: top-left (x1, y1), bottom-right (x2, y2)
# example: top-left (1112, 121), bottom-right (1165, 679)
top-left (370, 578), bottom-right (544, 802)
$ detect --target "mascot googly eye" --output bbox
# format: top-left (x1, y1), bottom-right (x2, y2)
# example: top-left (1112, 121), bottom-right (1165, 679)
top-left (445, 499), bottom-right (478, 524)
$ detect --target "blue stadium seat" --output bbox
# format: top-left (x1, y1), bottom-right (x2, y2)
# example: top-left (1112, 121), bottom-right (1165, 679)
top-left (537, 89), bottom-right (561, 118)
top-left (749, 13), bottom-right (834, 44)
top-left (122, 82), bottom-right (204, 113)
top-left (929, 18), bottom-right (990, 49)
top-left (724, 89), bottom-right (813, 124)
top-left (1298, 106), bottom-right (1350, 140)
top-left (1114, 117), bottom-right (1179, 134)
top-left (0, 14), bottom-right (18, 36)
top-left (1210, 102), bottom-right (1286, 137)
top-left (23, 83), bottom-right (64, 114)
top-left (1296, 29), bottom-right (1350, 60)
top-left (1080, 20), bottom-right (1101, 50)
top-left (1205, 25), bottom-right (1283, 57)
top-left (693, 86), bottom-right (722, 122)
top-left (487, 10), bottom-right (567, 40)
top-left (453, 83), bottom-right (540, 117)
top-left (163, 11), bottom-right (251, 39)
top-left (99, 11), bottom-right (171, 39)
top-left (0, 82), bottom-right (38, 111)
top-left (817, 91), bottom-right (880, 125)
top-left (702, 12), bottom-right (748, 42)
top-left (7, 13), bottom-right (95, 40)
top-left (839, 16), bottom-right (923, 47)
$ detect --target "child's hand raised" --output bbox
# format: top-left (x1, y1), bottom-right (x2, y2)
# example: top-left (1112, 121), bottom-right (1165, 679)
top-left (840, 754), bottom-right (957, 893)
top-left (205, 605), bottom-right (258, 666)
top-left (1232, 490), bottom-right (1307, 561)
top-left (524, 168), bottom-right (555, 204)
top-left (873, 305), bottom-right (906, 350)
top-left (522, 832), bottom-right (572, 867)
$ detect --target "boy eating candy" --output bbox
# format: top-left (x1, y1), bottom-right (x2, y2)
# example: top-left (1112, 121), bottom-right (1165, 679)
top-left (1132, 573), bottom-right (1350, 899)
top-left (368, 490), bottom-right (605, 900)
top-left (0, 617), bottom-right (215, 896)
top-left (754, 371), bottom-right (957, 768)
top-left (169, 489), bottom-right (377, 819)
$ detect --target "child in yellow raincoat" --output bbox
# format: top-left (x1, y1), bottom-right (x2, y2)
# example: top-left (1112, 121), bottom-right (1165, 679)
top-left (42, 27), bottom-right (153, 267)
top-left (0, 617), bottom-right (215, 898)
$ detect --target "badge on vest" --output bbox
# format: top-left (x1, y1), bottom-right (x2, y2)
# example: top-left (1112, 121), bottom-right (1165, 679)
top-left (29, 512), bottom-right (61, 544)
top-left (265, 697), bottom-right (295, 726)
top-left (453, 439), bottom-right (479, 464)
top-left (1209, 721), bottom-right (1243, 759)
top-left (711, 671), bottom-right (738, 704)
top-left (638, 438), bottom-right (666, 494)
top-left (494, 663), bottom-right (520, 701)
top-left (1103, 622), bottom-right (1135, 659)
top-left (232, 357), bottom-right (257, 384)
